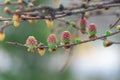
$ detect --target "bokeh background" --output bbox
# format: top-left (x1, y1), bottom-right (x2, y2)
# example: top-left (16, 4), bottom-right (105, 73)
top-left (0, 0), bottom-right (120, 80)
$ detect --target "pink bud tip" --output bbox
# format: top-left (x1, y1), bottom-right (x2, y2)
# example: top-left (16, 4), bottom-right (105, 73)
top-left (61, 31), bottom-right (72, 40)
top-left (47, 34), bottom-right (57, 43)
top-left (88, 23), bottom-right (97, 31)
top-left (79, 17), bottom-right (87, 26)
top-left (26, 36), bottom-right (37, 46)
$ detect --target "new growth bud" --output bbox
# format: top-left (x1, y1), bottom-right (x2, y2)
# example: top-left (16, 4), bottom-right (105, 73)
top-left (4, 21), bottom-right (10, 25)
top-left (5, 0), bottom-right (11, 4)
top-left (37, 43), bottom-right (46, 56)
top-left (28, 3), bottom-right (34, 8)
top-left (28, 20), bottom-right (37, 23)
top-left (54, 0), bottom-right (60, 6)
top-left (13, 21), bottom-right (20, 27)
top-left (45, 19), bottom-right (53, 28)
top-left (13, 13), bottom-right (21, 27)
top-left (25, 36), bottom-right (37, 52)
top-left (75, 38), bottom-right (81, 44)
top-left (103, 40), bottom-right (113, 47)
top-left (0, 30), bottom-right (5, 41)
top-left (79, 17), bottom-right (88, 34)
top-left (61, 31), bottom-right (72, 49)
top-left (88, 23), bottom-right (97, 38)
top-left (13, 13), bottom-right (21, 22)
top-left (4, 7), bottom-right (10, 13)
top-left (116, 25), bottom-right (120, 30)
top-left (27, 15), bottom-right (38, 23)
top-left (47, 34), bottom-right (57, 52)
top-left (84, 12), bottom-right (90, 18)
top-left (105, 30), bottom-right (111, 36)
top-left (18, 0), bottom-right (23, 4)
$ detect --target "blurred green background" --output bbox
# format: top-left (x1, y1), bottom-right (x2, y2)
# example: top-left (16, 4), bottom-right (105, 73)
top-left (0, 0), bottom-right (120, 80)
top-left (0, 0), bottom-right (73, 80)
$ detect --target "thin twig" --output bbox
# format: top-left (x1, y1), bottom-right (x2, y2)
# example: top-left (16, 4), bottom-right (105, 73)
top-left (6, 42), bottom-right (26, 47)
top-left (112, 41), bottom-right (120, 44)
top-left (60, 46), bottom-right (74, 72)
top-left (57, 18), bottom-right (80, 30)
top-left (0, 1), bottom-right (23, 6)
top-left (109, 17), bottom-right (120, 29)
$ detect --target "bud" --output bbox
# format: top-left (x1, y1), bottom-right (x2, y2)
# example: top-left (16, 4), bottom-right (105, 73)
top-left (75, 38), bottom-right (81, 44)
top-left (81, 2), bottom-right (87, 8)
top-left (4, 7), bottom-right (10, 13)
top-left (28, 3), bottom-right (34, 8)
top-left (13, 21), bottom-right (20, 27)
top-left (18, 0), bottom-right (23, 4)
top-left (84, 12), bottom-right (90, 18)
top-left (47, 34), bottom-right (57, 52)
top-left (5, 0), bottom-right (11, 4)
top-left (105, 30), bottom-right (111, 36)
top-left (13, 13), bottom-right (21, 22)
top-left (16, 9), bottom-right (20, 12)
top-left (88, 23), bottom-right (97, 39)
top-left (37, 43), bottom-right (46, 56)
top-left (12, 13), bottom-right (21, 27)
top-left (103, 40), bottom-right (113, 47)
top-left (79, 17), bottom-right (88, 34)
top-left (28, 19), bottom-right (38, 23)
top-left (0, 31), bottom-right (5, 41)
top-left (4, 21), bottom-right (10, 25)
top-left (116, 25), bottom-right (120, 30)
top-left (53, 0), bottom-right (60, 6)
top-left (27, 15), bottom-right (38, 23)
top-left (70, 21), bottom-right (75, 27)
top-left (25, 36), bottom-right (37, 52)
top-left (61, 31), bottom-right (72, 49)
top-left (45, 19), bottom-right (53, 28)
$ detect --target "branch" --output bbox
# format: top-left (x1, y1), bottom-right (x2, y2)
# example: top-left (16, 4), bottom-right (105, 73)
top-left (0, 2), bottom-right (119, 31)
top-left (0, 1), bottom-right (23, 6)
top-left (6, 41), bottom-right (26, 47)
top-left (6, 30), bottom-right (120, 49)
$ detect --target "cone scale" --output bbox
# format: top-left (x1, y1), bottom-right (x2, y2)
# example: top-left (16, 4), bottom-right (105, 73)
top-left (79, 17), bottom-right (88, 34)
top-left (25, 36), bottom-right (37, 52)
top-left (47, 34), bottom-right (57, 52)
top-left (61, 31), bottom-right (72, 49)
top-left (88, 23), bottom-right (97, 39)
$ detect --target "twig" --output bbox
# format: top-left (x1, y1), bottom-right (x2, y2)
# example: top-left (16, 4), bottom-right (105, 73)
top-left (0, 23), bottom-right (12, 30)
top-left (109, 17), bottom-right (120, 29)
top-left (0, 1), bottom-right (23, 6)
top-left (0, 18), bottom-right (12, 22)
top-left (60, 46), bottom-right (74, 72)
top-left (112, 41), bottom-right (120, 44)
top-left (6, 42), bottom-right (26, 47)
top-left (57, 18), bottom-right (80, 30)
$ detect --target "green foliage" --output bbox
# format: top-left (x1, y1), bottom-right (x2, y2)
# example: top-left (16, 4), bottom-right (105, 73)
top-left (70, 21), bottom-right (75, 27)
top-left (80, 25), bottom-right (87, 29)
top-left (116, 25), bottom-right (120, 30)
top-left (75, 38), bottom-right (81, 44)
top-left (48, 43), bottom-right (56, 49)
top-left (88, 30), bottom-right (97, 36)
top-left (105, 30), bottom-right (111, 36)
